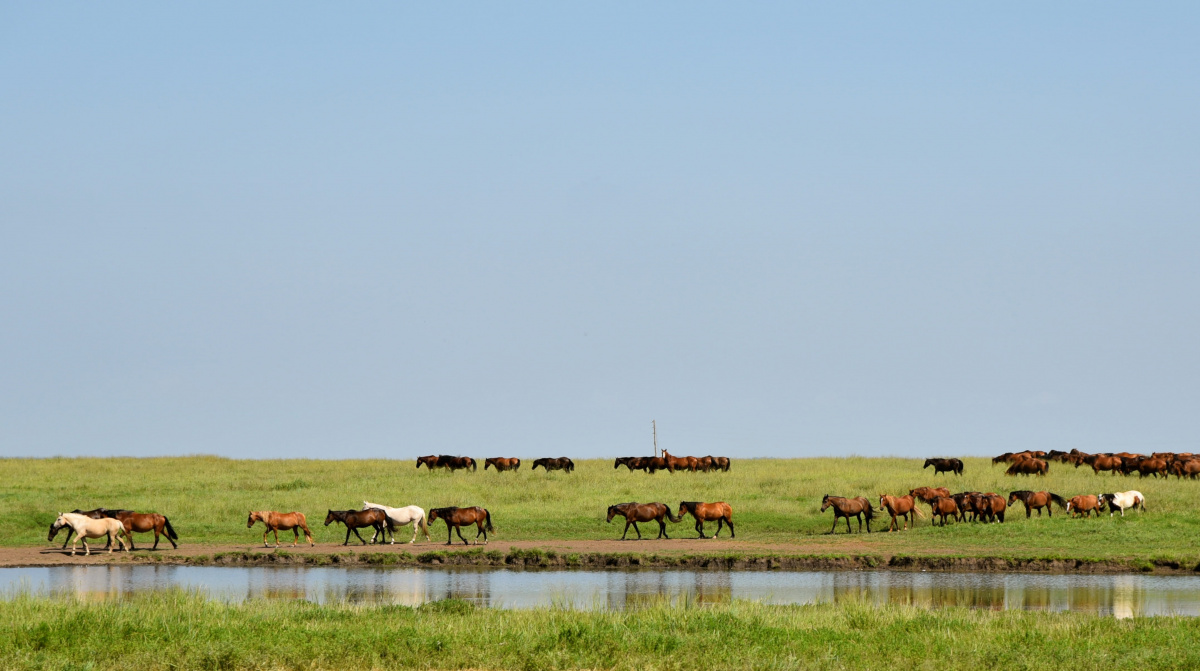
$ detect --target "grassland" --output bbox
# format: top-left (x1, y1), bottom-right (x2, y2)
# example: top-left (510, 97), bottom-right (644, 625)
top-left (3, 590), bottom-right (1199, 670)
top-left (3, 456), bottom-right (1200, 563)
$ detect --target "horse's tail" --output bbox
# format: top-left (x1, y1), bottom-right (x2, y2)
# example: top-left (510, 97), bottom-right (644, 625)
top-left (911, 506), bottom-right (925, 519)
top-left (483, 509), bottom-right (494, 533)
top-left (664, 505), bottom-right (682, 523)
top-left (862, 504), bottom-right (876, 521)
top-left (163, 517), bottom-right (179, 541)
top-left (1049, 493), bottom-right (1068, 510)
top-left (419, 512), bottom-right (430, 539)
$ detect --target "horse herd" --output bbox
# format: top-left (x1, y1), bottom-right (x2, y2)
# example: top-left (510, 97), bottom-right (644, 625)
top-left (822, 487), bottom-right (1148, 533)
top-left (992, 449), bottom-right (1200, 478)
top-left (416, 452), bottom-right (731, 474)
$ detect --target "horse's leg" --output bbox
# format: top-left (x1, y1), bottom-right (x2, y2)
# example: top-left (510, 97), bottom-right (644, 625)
top-left (657, 518), bottom-right (669, 540)
top-left (455, 525), bottom-right (469, 545)
top-left (61, 528), bottom-right (74, 550)
top-left (447, 524), bottom-right (454, 545)
top-left (81, 537), bottom-right (90, 556)
top-left (345, 526), bottom-right (353, 546)
top-left (291, 527), bottom-right (300, 547)
top-left (621, 520), bottom-right (631, 540)
top-left (845, 515), bottom-right (853, 534)
top-left (695, 518), bottom-right (704, 539)
top-left (829, 515), bottom-right (839, 534)
top-left (409, 521), bottom-right (419, 544)
top-left (477, 521), bottom-right (487, 545)
top-left (727, 517), bottom-right (734, 538)
top-left (351, 526), bottom-right (369, 545)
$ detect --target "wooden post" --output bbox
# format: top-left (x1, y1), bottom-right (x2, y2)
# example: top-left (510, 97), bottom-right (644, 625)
top-left (652, 420), bottom-right (658, 458)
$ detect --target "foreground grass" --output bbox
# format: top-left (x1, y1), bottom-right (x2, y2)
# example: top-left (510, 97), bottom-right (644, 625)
top-left (2, 590), bottom-right (1199, 670)
top-left (3, 456), bottom-right (1200, 561)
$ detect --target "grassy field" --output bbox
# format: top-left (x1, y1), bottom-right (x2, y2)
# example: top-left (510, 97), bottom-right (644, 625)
top-left (3, 456), bottom-right (1200, 561)
top-left (3, 590), bottom-right (1199, 670)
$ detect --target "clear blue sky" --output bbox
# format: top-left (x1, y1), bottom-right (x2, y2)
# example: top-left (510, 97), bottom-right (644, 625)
top-left (2, 4), bottom-right (1198, 459)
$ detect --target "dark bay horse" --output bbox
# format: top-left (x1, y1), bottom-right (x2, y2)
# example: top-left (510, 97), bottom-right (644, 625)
top-left (614, 457), bottom-right (648, 472)
top-left (531, 457), bottom-right (574, 473)
top-left (1007, 491), bottom-right (1067, 518)
top-left (484, 457), bottom-right (521, 472)
top-left (677, 501), bottom-right (734, 538)
top-left (49, 508), bottom-right (131, 550)
top-left (711, 456), bottom-right (731, 472)
top-left (923, 458), bottom-right (963, 476)
top-left (820, 495), bottom-right (875, 534)
top-left (428, 506), bottom-right (493, 545)
top-left (248, 511), bottom-right (314, 547)
top-left (1005, 458), bottom-right (1048, 476)
top-left (324, 509), bottom-right (390, 545)
top-left (606, 502), bottom-right (680, 540)
top-left (975, 493), bottom-right (1007, 523)
top-left (114, 511), bottom-right (179, 550)
top-left (928, 496), bottom-right (959, 526)
top-left (416, 455), bottom-right (440, 469)
top-left (417, 455), bottom-right (477, 471)
top-left (879, 494), bottom-right (924, 531)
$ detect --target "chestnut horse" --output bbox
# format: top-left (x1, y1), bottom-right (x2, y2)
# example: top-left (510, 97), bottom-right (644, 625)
top-left (879, 494), bottom-right (924, 531)
top-left (820, 495), bottom-right (875, 534)
top-left (531, 457), bottom-right (574, 473)
top-left (975, 493), bottom-right (1007, 523)
top-left (248, 511), bottom-right (314, 547)
top-left (923, 458), bottom-right (963, 476)
top-left (928, 496), bottom-right (959, 526)
top-left (661, 451), bottom-right (689, 473)
top-left (485, 457), bottom-right (521, 472)
top-left (428, 506), bottom-right (493, 545)
top-left (909, 487), bottom-right (950, 504)
top-left (1005, 458), bottom-right (1048, 476)
top-left (324, 509), bottom-right (390, 545)
top-left (677, 501), bottom-right (734, 538)
top-left (1066, 495), bottom-right (1103, 518)
top-left (1007, 491), bottom-right (1067, 518)
top-left (113, 511), bottom-right (179, 550)
top-left (1090, 455), bottom-right (1123, 475)
top-left (606, 502), bottom-right (680, 540)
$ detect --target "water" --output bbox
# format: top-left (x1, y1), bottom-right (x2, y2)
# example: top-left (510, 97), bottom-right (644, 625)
top-left (4, 566), bottom-right (1200, 617)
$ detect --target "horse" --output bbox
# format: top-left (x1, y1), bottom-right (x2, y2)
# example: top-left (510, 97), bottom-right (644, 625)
top-left (820, 495), bottom-right (875, 534)
top-left (879, 494), bottom-right (924, 531)
top-left (1066, 495), bottom-right (1103, 518)
top-left (49, 512), bottom-right (129, 556)
top-left (1136, 458), bottom-right (1168, 478)
top-left (614, 457), bottom-right (648, 472)
top-left (694, 456), bottom-right (714, 472)
top-left (975, 493), bottom-right (1007, 523)
top-left (1171, 459), bottom-right (1200, 479)
top-left (923, 458), bottom-right (963, 476)
top-left (677, 501), bottom-right (734, 538)
top-left (606, 502), bottom-right (680, 540)
top-left (247, 511), bottom-right (314, 547)
top-left (711, 456), bottom-right (731, 472)
top-left (1007, 491), bottom-right (1067, 518)
top-left (661, 451), bottom-right (691, 473)
top-left (1090, 455), bottom-right (1122, 474)
top-left (909, 487), bottom-right (950, 504)
top-left (484, 457), bottom-right (521, 472)
top-left (428, 506), bottom-right (493, 545)
top-left (440, 456), bottom-right (477, 472)
top-left (643, 456), bottom-right (670, 473)
top-left (950, 492), bottom-right (982, 522)
top-left (928, 496), bottom-right (959, 526)
top-left (49, 508), bottom-right (130, 550)
top-left (324, 509), bottom-right (390, 545)
top-left (1100, 491), bottom-right (1145, 517)
top-left (531, 457), bottom-right (574, 473)
top-left (362, 501), bottom-right (431, 544)
top-left (113, 511), bottom-right (179, 550)
top-left (1005, 458), bottom-right (1048, 476)
top-left (416, 455), bottom-right (440, 469)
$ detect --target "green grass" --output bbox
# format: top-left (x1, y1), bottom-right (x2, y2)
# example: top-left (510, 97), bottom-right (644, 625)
top-left (2, 590), bottom-right (1199, 670)
top-left (4, 455), bottom-right (1200, 561)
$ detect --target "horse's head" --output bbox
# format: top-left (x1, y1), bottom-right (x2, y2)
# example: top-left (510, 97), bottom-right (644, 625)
top-left (606, 506), bottom-right (618, 523)
top-left (247, 512), bottom-right (258, 528)
top-left (48, 513), bottom-right (68, 541)
top-left (820, 495), bottom-right (832, 512)
top-left (324, 510), bottom-right (335, 526)
top-left (428, 509), bottom-right (441, 522)
top-left (923, 459), bottom-right (932, 468)
top-left (677, 502), bottom-right (689, 518)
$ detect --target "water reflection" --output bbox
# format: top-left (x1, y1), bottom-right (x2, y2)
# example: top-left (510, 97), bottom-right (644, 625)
top-left (4, 566), bottom-right (1200, 617)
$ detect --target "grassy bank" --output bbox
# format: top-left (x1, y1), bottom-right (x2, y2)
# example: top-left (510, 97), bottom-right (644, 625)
top-left (3, 591), bottom-right (1199, 670)
top-left (4, 456), bottom-right (1200, 561)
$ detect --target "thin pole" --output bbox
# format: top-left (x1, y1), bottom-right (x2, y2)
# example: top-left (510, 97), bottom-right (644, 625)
top-left (652, 420), bottom-right (658, 457)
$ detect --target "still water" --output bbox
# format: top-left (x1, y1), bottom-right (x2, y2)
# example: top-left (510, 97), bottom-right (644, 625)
top-left (4, 566), bottom-right (1200, 617)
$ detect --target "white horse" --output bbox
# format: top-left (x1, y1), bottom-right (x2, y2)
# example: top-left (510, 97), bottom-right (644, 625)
top-left (1101, 491), bottom-right (1145, 517)
top-left (362, 501), bottom-right (431, 544)
top-left (49, 512), bottom-right (129, 556)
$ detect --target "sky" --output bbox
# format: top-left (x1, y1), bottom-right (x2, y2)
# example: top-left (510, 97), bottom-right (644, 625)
top-left (2, 3), bottom-right (1198, 460)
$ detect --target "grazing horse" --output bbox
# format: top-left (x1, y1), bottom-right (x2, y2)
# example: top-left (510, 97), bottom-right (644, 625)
top-left (49, 508), bottom-right (130, 550)
top-left (1066, 495), bottom-right (1103, 518)
top-left (606, 502), bottom-right (680, 540)
top-left (923, 458), bottom-right (963, 476)
top-left (531, 457), bottom-right (575, 473)
top-left (113, 511), bottom-right (179, 550)
top-left (247, 511), bottom-right (314, 547)
top-left (879, 494), bottom-right (924, 531)
top-left (1005, 458), bottom-right (1048, 476)
top-left (820, 495), bottom-right (875, 534)
top-left (428, 506), bottom-right (493, 545)
top-left (1100, 491), bottom-right (1145, 517)
top-left (484, 457), bottom-right (521, 472)
top-left (49, 513), bottom-right (129, 556)
top-left (677, 501), bottom-right (734, 538)
top-left (324, 509), bottom-right (390, 545)
top-left (614, 457), bottom-right (648, 472)
top-left (1171, 460), bottom-right (1200, 479)
top-left (711, 456), bottom-right (731, 472)
top-left (909, 487), bottom-right (951, 504)
top-left (416, 455), bottom-right (440, 469)
top-left (928, 496), bottom-right (959, 526)
top-left (1007, 491), bottom-right (1067, 518)
top-left (362, 501), bottom-right (431, 544)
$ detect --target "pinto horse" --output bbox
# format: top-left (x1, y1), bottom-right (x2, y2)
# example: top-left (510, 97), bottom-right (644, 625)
top-left (49, 513), bottom-right (129, 556)
top-left (1007, 491), bottom-right (1067, 518)
top-left (485, 457), bottom-right (521, 472)
top-left (821, 495), bottom-right (875, 534)
top-left (113, 511), bottom-right (179, 550)
top-left (928, 496), bottom-right (959, 526)
top-left (1066, 495), bottom-right (1103, 518)
top-left (324, 509), bottom-right (390, 545)
top-left (923, 458), bottom-right (963, 476)
top-left (428, 506), bottom-right (493, 545)
top-left (879, 494), bottom-right (924, 531)
top-left (1100, 491), bottom-right (1145, 517)
top-left (606, 502), bottom-right (680, 540)
top-left (248, 511), bottom-right (314, 547)
top-left (531, 457), bottom-right (574, 473)
top-left (677, 501), bottom-right (734, 538)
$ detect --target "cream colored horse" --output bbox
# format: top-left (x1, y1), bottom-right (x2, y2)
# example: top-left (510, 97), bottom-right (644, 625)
top-left (49, 512), bottom-right (128, 556)
top-left (362, 501), bottom-right (431, 544)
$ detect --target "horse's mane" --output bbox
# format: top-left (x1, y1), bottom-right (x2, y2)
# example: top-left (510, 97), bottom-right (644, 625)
top-left (1008, 490), bottom-right (1033, 501)
top-left (431, 506), bottom-right (461, 514)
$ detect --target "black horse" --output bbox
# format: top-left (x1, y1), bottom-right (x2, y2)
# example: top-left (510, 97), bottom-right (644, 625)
top-left (531, 457), bottom-right (575, 473)
top-left (923, 458), bottom-right (963, 476)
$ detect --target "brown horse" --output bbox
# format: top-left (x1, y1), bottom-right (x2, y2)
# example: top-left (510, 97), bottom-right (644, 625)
top-left (1066, 495), bottom-right (1103, 518)
top-left (879, 494), bottom-right (924, 531)
top-left (485, 457), bottom-right (521, 472)
top-left (1007, 491), bottom-right (1067, 518)
top-left (820, 495), bottom-right (875, 534)
top-left (606, 502), bottom-right (680, 540)
top-left (416, 455), bottom-right (440, 469)
top-left (531, 457), bottom-right (575, 473)
top-left (974, 493), bottom-right (1007, 523)
top-left (923, 458), bottom-right (963, 476)
top-left (324, 509), bottom-right (390, 545)
top-left (643, 456), bottom-right (670, 473)
top-left (710, 456), bottom-right (731, 472)
top-left (417, 455), bottom-right (477, 471)
top-left (428, 506), bottom-right (493, 545)
top-left (661, 451), bottom-right (689, 473)
top-left (1005, 458), bottom-right (1048, 476)
top-left (113, 511), bottom-right (179, 550)
top-left (1090, 455), bottom-right (1123, 474)
top-left (248, 511), bottom-right (314, 547)
top-left (909, 487), bottom-right (951, 504)
top-left (677, 501), bottom-right (734, 538)
top-left (615, 457), bottom-right (650, 472)
top-left (950, 492), bottom-right (982, 522)
top-left (928, 496), bottom-right (959, 526)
